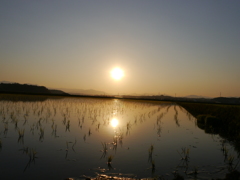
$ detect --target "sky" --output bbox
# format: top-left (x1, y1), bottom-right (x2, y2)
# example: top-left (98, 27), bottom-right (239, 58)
top-left (1, 0), bottom-right (240, 97)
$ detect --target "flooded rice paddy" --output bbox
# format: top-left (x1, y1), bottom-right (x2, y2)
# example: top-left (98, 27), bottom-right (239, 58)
top-left (0, 95), bottom-right (239, 180)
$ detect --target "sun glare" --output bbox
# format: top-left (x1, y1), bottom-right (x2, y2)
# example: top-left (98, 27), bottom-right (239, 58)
top-left (111, 118), bottom-right (119, 128)
top-left (111, 67), bottom-right (124, 80)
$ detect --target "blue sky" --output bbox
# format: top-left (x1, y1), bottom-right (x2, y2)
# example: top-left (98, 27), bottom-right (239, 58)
top-left (1, 1), bottom-right (240, 97)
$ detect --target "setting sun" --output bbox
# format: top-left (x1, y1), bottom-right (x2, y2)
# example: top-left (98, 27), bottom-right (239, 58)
top-left (111, 67), bottom-right (124, 80)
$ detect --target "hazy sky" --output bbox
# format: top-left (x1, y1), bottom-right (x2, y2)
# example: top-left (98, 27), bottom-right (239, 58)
top-left (1, 1), bottom-right (240, 97)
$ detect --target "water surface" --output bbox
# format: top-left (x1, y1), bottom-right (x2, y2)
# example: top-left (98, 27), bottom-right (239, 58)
top-left (0, 95), bottom-right (239, 179)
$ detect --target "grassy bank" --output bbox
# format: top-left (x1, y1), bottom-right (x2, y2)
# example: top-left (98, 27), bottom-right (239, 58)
top-left (178, 102), bottom-right (240, 152)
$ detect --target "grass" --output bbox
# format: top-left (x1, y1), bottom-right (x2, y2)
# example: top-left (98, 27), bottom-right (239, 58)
top-left (52, 124), bottom-right (57, 137)
top-left (18, 128), bottom-right (25, 138)
top-left (223, 146), bottom-right (229, 158)
top-left (4, 123), bottom-right (8, 135)
top-left (88, 128), bottom-right (92, 136)
top-left (72, 139), bottom-right (77, 152)
top-left (177, 147), bottom-right (190, 164)
top-left (30, 124), bottom-right (35, 135)
top-left (66, 141), bottom-right (69, 150)
top-left (14, 120), bottom-right (18, 130)
top-left (107, 155), bottom-right (113, 170)
top-left (112, 136), bottom-right (118, 151)
top-left (39, 127), bottom-right (44, 141)
top-left (126, 122), bottom-right (131, 130)
top-left (151, 160), bottom-right (155, 173)
top-left (181, 147), bottom-right (190, 161)
top-left (149, 144), bottom-right (154, 156)
top-left (107, 155), bottom-right (113, 164)
top-left (97, 122), bottom-right (100, 130)
top-left (18, 128), bottom-right (25, 144)
top-left (23, 147), bottom-right (38, 172)
top-left (192, 166), bottom-right (198, 176)
top-left (179, 102), bottom-right (240, 153)
top-left (19, 146), bottom-right (28, 153)
top-left (28, 148), bottom-right (37, 161)
top-left (101, 142), bottom-right (108, 158)
top-left (156, 113), bottom-right (164, 124)
top-left (19, 146), bottom-right (37, 160)
top-left (125, 121), bottom-right (132, 135)
top-left (118, 131), bottom-right (124, 146)
top-left (228, 155), bottom-right (235, 166)
top-left (148, 144), bottom-right (154, 162)
top-left (65, 120), bottom-right (70, 132)
top-left (220, 140), bottom-right (227, 152)
top-left (225, 154), bottom-right (240, 172)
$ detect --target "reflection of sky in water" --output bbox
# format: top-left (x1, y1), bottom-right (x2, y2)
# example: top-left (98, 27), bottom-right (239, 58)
top-left (0, 96), bottom-right (238, 180)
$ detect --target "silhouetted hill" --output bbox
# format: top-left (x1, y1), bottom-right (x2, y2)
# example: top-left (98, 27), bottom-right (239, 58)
top-left (0, 83), bottom-right (69, 95)
top-left (0, 81), bottom-right (16, 84)
top-left (0, 83), bottom-right (50, 94)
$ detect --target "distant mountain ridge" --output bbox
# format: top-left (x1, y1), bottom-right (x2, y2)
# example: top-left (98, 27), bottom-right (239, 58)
top-left (1, 82), bottom-right (239, 105)
top-left (58, 88), bottom-right (106, 95)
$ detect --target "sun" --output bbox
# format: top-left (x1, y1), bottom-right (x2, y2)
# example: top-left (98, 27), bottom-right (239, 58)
top-left (111, 67), bottom-right (124, 80)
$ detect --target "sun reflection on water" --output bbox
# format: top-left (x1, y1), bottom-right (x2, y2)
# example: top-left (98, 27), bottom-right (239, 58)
top-left (111, 118), bottom-right (119, 128)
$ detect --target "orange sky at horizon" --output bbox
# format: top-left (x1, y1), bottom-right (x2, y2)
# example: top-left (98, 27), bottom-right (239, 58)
top-left (1, 1), bottom-right (240, 97)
